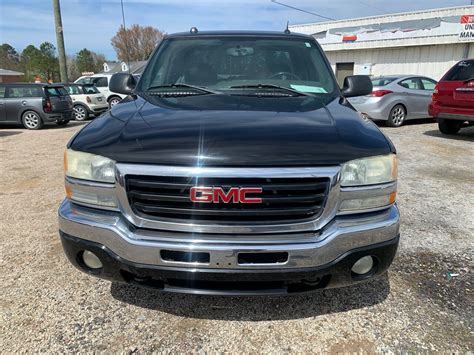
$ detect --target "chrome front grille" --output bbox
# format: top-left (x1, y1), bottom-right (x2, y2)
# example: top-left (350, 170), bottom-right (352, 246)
top-left (125, 175), bottom-right (330, 224)
top-left (115, 165), bottom-right (340, 234)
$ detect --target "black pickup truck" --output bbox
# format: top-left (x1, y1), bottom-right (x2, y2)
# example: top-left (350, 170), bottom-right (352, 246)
top-left (59, 30), bottom-right (399, 295)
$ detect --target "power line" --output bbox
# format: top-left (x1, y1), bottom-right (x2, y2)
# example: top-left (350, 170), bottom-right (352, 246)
top-left (270, 0), bottom-right (336, 21)
top-left (356, 0), bottom-right (390, 15)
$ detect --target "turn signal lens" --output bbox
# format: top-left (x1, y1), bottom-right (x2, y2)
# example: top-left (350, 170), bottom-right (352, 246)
top-left (339, 194), bottom-right (394, 212)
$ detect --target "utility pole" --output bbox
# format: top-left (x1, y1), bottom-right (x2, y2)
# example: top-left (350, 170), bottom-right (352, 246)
top-left (53, 0), bottom-right (68, 82)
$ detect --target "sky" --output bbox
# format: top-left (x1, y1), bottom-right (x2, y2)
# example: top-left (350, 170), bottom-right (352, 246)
top-left (0, 0), bottom-right (471, 60)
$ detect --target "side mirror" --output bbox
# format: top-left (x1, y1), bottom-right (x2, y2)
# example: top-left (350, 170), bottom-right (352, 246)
top-left (109, 73), bottom-right (136, 95)
top-left (341, 75), bottom-right (372, 98)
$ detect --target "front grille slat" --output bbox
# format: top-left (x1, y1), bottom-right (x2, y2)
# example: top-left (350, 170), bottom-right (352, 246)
top-left (126, 175), bottom-right (330, 224)
top-left (129, 191), bottom-right (190, 202)
top-left (134, 202), bottom-right (321, 216)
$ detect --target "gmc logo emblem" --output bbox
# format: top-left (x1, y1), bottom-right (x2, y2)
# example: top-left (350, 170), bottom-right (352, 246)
top-left (190, 187), bottom-right (263, 204)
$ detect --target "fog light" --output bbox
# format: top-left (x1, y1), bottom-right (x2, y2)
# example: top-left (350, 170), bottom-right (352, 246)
top-left (82, 250), bottom-right (103, 269)
top-left (351, 256), bottom-right (374, 275)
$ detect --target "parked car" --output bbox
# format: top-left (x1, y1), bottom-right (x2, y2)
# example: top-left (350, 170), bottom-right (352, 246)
top-left (59, 30), bottom-right (400, 296)
top-left (61, 83), bottom-right (108, 121)
top-left (349, 75), bottom-right (437, 127)
top-left (0, 83), bottom-right (73, 129)
top-left (429, 59), bottom-right (474, 134)
top-left (75, 74), bottom-right (129, 108)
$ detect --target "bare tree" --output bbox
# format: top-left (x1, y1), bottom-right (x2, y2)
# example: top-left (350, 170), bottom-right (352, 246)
top-left (111, 24), bottom-right (166, 62)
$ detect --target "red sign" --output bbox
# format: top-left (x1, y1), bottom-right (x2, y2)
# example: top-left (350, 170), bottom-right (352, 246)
top-left (190, 187), bottom-right (263, 204)
top-left (460, 15), bottom-right (474, 24)
top-left (342, 34), bottom-right (357, 42)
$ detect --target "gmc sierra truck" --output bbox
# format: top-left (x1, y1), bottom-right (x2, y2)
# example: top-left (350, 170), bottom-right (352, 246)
top-left (59, 30), bottom-right (400, 295)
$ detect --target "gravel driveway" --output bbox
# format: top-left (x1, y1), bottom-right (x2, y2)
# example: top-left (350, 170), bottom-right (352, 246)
top-left (1, 120), bottom-right (472, 352)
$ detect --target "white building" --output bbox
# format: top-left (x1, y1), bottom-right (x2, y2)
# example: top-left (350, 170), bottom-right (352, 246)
top-left (290, 5), bottom-right (474, 84)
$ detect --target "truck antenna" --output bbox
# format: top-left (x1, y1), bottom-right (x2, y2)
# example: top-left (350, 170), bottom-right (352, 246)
top-left (284, 21), bottom-right (290, 34)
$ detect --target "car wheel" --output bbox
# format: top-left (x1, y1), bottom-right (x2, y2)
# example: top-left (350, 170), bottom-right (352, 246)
top-left (73, 105), bottom-right (89, 121)
top-left (438, 118), bottom-right (461, 135)
top-left (108, 97), bottom-right (121, 108)
top-left (22, 111), bottom-right (44, 130)
top-left (387, 104), bottom-right (406, 127)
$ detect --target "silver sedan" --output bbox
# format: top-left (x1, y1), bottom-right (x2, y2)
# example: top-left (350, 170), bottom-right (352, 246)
top-left (348, 75), bottom-right (437, 127)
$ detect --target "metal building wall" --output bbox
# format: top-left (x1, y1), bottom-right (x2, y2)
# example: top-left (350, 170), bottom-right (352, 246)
top-left (325, 44), bottom-right (473, 80)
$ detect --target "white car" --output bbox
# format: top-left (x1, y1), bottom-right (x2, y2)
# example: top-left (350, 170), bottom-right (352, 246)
top-left (63, 83), bottom-right (108, 121)
top-left (74, 74), bottom-right (127, 108)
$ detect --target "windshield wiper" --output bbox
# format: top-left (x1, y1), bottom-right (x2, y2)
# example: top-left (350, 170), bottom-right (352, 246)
top-left (146, 83), bottom-right (220, 95)
top-left (229, 84), bottom-right (312, 97)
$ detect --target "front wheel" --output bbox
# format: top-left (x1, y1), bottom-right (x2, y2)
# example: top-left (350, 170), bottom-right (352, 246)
top-left (22, 110), bottom-right (43, 130)
top-left (387, 104), bottom-right (406, 127)
top-left (438, 118), bottom-right (461, 135)
top-left (108, 96), bottom-right (121, 108)
top-left (73, 105), bottom-right (89, 121)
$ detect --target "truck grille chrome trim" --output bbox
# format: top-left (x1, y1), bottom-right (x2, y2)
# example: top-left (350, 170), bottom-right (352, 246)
top-left (126, 175), bottom-right (329, 223)
top-left (115, 164), bottom-right (341, 234)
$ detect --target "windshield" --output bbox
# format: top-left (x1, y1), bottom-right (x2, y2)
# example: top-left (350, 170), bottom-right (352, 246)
top-left (443, 60), bottom-right (474, 81)
top-left (371, 77), bottom-right (397, 87)
top-left (137, 36), bottom-right (337, 96)
top-left (82, 85), bottom-right (100, 94)
top-left (46, 86), bottom-right (68, 96)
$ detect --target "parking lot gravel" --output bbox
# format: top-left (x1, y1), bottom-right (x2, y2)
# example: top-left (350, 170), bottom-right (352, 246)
top-left (0, 120), bottom-right (473, 352)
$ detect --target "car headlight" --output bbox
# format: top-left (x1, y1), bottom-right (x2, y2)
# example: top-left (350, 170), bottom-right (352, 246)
top-left (64, 149), bottom-right (118, 209)
top-left (340, 154), bottom-right (397, 187)
top-left (64, 149), bottom-right (115, 183)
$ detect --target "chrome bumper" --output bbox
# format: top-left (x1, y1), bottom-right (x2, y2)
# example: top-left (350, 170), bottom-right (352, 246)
top-left (58, 199), bottom-right (400, 270)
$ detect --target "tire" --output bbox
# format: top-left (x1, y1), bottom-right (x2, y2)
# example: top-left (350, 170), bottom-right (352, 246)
top-left (21, 110), bottom-right (43, 130)
top-left (108, 96), bottom-right (121, 108)
top-left (73, 105), bottom-right (89, 121)
top-left (438, 118), bottom-right (461, 135)
top-left (387, 104), bottom-right (406, 127)
top-left (56, 120), bottom-right (69, 126)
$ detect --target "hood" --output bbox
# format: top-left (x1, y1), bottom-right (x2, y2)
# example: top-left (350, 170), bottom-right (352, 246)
top-left (70, 94), bottom-right (392, 167)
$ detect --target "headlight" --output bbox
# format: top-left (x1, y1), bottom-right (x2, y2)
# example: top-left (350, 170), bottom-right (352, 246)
top-left (64, 149), bottom-right (115, 183)
top-left (340, 154), bottom-right (397, 187)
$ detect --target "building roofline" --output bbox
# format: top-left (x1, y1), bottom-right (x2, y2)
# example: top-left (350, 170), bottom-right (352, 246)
top-left (0, 69), bottom-right (25, 76)
top-left (289, 5), bottom-right (473, 29)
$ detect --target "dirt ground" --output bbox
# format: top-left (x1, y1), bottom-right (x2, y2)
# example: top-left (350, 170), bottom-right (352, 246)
top-left (0, 119), bottom-right (473, 352)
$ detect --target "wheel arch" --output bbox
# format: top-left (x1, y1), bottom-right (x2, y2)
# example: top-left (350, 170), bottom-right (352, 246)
top-left (107, 94), bottom-right (122, 103)
top-left (73, 102), bottom-right (91, 113)
top-left (19, 108), bottom-right (43, 122)
top-left (390, 102), bottom-right (408, 116)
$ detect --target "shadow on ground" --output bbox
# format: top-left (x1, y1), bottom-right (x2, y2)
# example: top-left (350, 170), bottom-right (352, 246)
top-left (374, 118), bottom-right (434, 128)
top-left (110, 274), bottom-right (390, 321)
top-left (423, 126), bottom-right (474, 142)
top-left (0, 121), bottom-right (86, 131)
top-left (0, 131), bottom-right (22, 138)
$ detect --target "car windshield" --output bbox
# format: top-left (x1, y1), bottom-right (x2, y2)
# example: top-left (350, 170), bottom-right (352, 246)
top-left (66, 85), bottom-right (82, 95)
top-left (46, 86), bottom-right (68, 96)
top-left (443, 60), bottom-right (474, 81)
top-left (82, 85), bottom-right (100, 94)
top-left (371, 77), bottom-right (397, 86)
top-left (137, 36), bottom-right (337, 97)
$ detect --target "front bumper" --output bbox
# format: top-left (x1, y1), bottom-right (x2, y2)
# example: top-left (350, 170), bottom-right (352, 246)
top-left (58, 200), bottom-right (400, 295)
